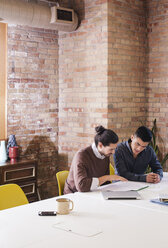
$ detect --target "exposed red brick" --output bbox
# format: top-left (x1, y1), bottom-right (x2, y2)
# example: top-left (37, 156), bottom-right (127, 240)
top-left (7, 25), bottom-right (59, 200)
top-left (7, 0), bottom-right (168, 200)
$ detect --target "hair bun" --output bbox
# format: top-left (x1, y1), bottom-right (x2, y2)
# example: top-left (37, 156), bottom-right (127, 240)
top-left (95, 125), bottom-right (106, 135)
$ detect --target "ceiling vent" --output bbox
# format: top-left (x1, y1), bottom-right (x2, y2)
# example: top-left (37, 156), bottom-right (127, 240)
top-left (0, 0), bottom-right (78, 32)
top-left (51, 6), bottom-right (75, 25)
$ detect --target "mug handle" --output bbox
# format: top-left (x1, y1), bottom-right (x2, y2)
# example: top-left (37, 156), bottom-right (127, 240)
top-left (69, 200), bottom-right (74, 211)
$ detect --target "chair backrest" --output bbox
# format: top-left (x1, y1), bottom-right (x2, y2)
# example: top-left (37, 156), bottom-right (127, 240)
top-left (0, 184), bottom-right (29, 210)
top-left (109, 163), bottom-right (115, 175)
top-left (56, 170), bottom-right (69, 196)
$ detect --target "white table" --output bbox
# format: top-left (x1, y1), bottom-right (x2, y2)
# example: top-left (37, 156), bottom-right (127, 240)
top-left (1, 174), bottom-right (168, 248)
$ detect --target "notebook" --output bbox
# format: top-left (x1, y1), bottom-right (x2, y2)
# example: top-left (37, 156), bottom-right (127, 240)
top-left (151, 199), bottom-right (168, 206)
top-left (102, 190), bottom-right (141, 200)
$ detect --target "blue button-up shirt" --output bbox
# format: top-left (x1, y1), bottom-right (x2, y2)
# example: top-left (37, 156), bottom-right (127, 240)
top-left (113, 140), bottom-right (163, 182)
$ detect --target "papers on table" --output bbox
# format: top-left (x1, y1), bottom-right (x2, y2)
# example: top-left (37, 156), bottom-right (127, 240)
top-left (146, 181), bottom-right (168, 192)
top-left (53, 222), bottom-right (102, 237)
top-left (99, 181), bottom-right (149, 192)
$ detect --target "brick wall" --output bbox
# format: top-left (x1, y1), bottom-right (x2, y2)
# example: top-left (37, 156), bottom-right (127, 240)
top-left (58, 0), bottom-right (109, 166)
top-left (58, 0), bottom-right (148, 166)
top-left (146, 0), bottom-right (168, 169)
top-left (6, 0), bottom-right (168, 199)
top-left (7, 25), bottom-right (59, 199)
top-left (108, 0), bottom-right (147, 140)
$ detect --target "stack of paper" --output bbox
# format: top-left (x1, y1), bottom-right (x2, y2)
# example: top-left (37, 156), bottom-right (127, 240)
top-left (99, 181), bottom-right (149, 192)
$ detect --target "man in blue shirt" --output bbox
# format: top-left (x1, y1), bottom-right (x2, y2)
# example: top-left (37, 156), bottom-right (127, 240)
top-left (114, 126), bottom-right (163, 183)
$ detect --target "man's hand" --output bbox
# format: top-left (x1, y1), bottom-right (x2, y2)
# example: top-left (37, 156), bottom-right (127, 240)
top-left (146, 173), bottom-right (160, 183)
top-left (98, 175), bottom-right (127, 186)
top-left (109, 175), bottom-right (128, 182)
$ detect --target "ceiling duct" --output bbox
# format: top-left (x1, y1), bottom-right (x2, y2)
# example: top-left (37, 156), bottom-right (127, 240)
top-left (0, 0), bottom-right (78, 32)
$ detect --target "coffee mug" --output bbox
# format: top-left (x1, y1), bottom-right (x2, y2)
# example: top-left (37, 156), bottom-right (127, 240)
top-left (56, 198), bottom-right (74, 215)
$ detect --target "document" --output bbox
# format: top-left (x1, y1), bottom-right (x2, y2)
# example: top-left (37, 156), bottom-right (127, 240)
top-left (99, 181), bottom-right (149, 192)
top-left (53, 222), bottom-right (102, 237)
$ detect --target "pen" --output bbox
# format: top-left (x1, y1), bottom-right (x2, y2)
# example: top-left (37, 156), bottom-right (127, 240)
top-left (137, 186), bottom-right (149, 191)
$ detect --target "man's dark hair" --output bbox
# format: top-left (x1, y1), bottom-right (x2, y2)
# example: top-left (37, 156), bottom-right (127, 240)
top-left (94, 125), bottom-right (118, 147)
top-left (134, 126), bottom-right (152, 142)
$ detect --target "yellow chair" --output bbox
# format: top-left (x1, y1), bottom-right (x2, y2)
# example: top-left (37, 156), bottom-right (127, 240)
top-left (56, 170), bottom-right (69, 196)
top-left (0, 184), bottom-right (29, 210)
top-left (109, 163), bottom-right (115, 175)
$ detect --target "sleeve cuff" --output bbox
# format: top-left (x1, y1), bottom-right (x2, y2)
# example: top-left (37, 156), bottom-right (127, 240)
top-left (90, 178), bottom-right (99, 191)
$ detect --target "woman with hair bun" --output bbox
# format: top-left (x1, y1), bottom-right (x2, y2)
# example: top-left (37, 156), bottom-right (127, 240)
top-left (64, 126), bottom-right (127, 194)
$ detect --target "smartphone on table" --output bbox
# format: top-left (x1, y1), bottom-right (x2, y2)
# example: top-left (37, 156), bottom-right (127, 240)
top-left (38, 211), bottom-right (57, 216)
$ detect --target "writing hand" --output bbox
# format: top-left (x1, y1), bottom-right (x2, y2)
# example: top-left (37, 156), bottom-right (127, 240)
top-left (109, 175), bottom-right (128, 182)
top-left (98, 174), bottom-right (127, 186)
